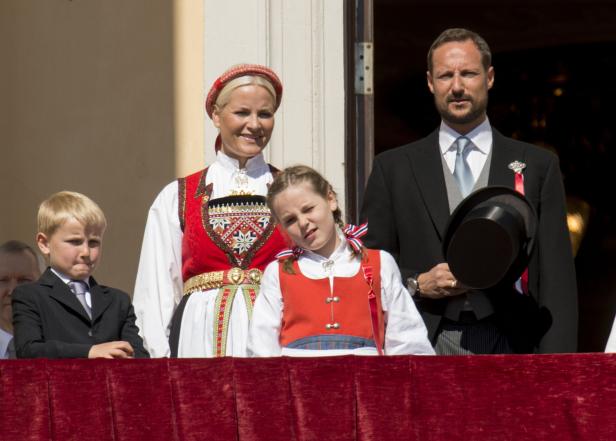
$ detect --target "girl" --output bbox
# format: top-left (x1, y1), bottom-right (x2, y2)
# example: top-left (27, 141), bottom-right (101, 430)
top-left (247, 165), bottom-right (435, 356)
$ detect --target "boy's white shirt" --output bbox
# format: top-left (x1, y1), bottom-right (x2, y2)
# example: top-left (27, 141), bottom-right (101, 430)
top-left (50, 268), bottom-right (92, 309)
top-left (0, 327), bottom-right (12, 359)
top-left (247, 230), bottom-right (435, 357)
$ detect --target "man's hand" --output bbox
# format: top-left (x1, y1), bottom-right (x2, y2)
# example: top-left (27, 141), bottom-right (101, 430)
top-left (417, 263), bottom-right (468, 299)
top-left (88, 341), bottom-right (134, 359)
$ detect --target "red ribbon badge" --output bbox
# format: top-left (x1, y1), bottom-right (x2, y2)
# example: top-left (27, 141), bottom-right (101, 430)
top-left (508, 160), bottom-right (529, 295)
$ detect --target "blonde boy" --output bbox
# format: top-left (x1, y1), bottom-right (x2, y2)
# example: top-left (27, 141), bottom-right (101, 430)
top-left (12, 191), bottom-right (148, 359)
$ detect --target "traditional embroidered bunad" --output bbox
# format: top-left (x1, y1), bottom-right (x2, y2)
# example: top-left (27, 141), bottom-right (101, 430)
top-left (247, 229), bottom-right (435, 357)
top-left (133, 151), bottom-right (287, 357)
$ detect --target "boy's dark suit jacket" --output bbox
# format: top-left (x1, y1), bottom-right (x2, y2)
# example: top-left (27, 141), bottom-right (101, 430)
top-left (361, 128), bottom-right (577, 353)
top-left (12, 268), bottom-right (149, 358)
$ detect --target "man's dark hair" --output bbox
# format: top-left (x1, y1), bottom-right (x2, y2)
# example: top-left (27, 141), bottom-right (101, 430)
top-left (427, 28), bottom-right (492, 73)
top-left (0, 240), bottom-right (38, 262)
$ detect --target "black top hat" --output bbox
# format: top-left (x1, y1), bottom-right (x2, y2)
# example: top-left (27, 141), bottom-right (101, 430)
top-left (442, 186), bottom-right (538, 290)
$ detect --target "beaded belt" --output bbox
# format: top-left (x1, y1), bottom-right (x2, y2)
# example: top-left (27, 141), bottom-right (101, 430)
top-left (183, 267), bottom-right (263, 295)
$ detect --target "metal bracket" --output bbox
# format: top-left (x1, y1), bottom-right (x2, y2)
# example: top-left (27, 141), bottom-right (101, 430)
top-left (355, 42), bottom-right (373, 95)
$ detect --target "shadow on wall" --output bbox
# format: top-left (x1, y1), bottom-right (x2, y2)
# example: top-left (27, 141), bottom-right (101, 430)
top-left (0, 0), bottom-right (176, 294)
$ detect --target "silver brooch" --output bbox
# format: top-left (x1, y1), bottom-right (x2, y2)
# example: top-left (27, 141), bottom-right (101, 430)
top-left (230, 169), bottom-right (255, 196)
top-left (322, 259), bottom-right (335, 274)
top-left (508, 160), bottom-right (526, 174)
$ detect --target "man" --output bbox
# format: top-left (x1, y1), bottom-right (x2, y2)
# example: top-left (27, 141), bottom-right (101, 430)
top-left (361, 28), bottom-right (577, 354)
top-left (0, 240), bottom-right (40, 359)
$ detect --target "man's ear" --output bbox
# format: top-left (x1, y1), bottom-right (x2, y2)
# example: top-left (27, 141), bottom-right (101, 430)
top-left (487, 66), bottom-right (495, 90)
top-left (36, 233), bottom-right (50, 257)
top-left (427, 70), bottom-right (435, 94)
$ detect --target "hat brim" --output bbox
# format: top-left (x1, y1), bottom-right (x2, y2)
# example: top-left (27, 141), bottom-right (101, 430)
top-left (443, 186), bottom-right (537, 290)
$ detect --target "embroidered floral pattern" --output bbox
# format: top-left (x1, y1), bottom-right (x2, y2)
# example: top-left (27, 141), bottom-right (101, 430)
top-left (205, 198), bottom-right (273, 267)
top-left (197, 166), bottom-right (280, 269)
top-left (210, 217), bottom-right (231, 231)
top-left (233, 230), bottom-right (258, 254)
top-left (256, 216), bottom-right (269, 229)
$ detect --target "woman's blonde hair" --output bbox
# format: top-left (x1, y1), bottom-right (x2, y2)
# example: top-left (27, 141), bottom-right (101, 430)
top-left (213, 75), bottom-right (277, 112)
top-left (38, 191), bottom-right (107, 236)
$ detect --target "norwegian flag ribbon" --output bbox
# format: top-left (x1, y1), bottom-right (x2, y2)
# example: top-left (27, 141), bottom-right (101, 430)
top-left (275, 223), bottom-right (368, 261)
top-left (343, 222), bottom-right (368, 253)
top-left (275, 247), bottom-right (304, 261)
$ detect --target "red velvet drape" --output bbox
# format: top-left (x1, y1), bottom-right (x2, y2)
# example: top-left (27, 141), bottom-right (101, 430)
top-left (1, 355), bottom-right (615, 441)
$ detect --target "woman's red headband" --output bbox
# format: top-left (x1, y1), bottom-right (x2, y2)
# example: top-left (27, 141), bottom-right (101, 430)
top-left (205, 64), bottom-right (283, 119)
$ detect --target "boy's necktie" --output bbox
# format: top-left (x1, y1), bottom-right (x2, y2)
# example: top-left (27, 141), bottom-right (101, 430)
top-left (69, 280), bottom-right (92, 319)
top-left (453, 136), bottom-right (474, 197)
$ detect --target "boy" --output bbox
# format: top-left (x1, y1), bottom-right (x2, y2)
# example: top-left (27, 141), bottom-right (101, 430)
top-left (12, 191), bottom-right (149, 358)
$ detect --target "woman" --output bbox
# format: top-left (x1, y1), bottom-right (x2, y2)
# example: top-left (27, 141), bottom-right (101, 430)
top-left (133, 64), bottom-right (287, 358)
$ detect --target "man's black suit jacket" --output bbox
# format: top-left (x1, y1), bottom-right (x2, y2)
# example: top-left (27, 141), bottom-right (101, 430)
top-left (12, 268), bottom-right (149, 358)
top-left (361, 128), bottom-right (577, 353)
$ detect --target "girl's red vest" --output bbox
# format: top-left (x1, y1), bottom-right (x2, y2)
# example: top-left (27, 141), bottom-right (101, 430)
top-left (278, 249), bottom-right (385, 347)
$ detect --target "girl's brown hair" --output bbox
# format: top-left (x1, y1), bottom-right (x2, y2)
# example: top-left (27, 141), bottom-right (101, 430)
top-left (267, 165), bottom-right (347, 273)
top-left (267, 165), bottom-right (343, 227)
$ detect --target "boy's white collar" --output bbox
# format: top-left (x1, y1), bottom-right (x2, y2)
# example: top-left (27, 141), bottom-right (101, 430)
top-left (50, 268), bottom-right (90, 286)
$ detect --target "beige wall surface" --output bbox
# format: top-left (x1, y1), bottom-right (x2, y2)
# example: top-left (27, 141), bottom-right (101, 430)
top-left (0, 0), bottom-right (176, 293)
top-left (0, 0), bottom-right (345, 295)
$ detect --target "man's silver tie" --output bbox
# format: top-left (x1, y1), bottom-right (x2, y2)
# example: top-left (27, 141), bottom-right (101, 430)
top-left (453, 136), bottom-right (474, 197)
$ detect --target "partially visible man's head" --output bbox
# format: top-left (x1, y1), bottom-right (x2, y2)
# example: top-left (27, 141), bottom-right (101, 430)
top-left (427, 28), bottom-right (492, 74)
top-left (0, 241), bottom-right (40, 332)
top-left (426, 28), bottom-right (495, 134)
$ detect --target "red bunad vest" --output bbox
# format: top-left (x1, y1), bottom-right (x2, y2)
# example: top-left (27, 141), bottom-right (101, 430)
top-left (278, 248), bottom-right (385, 352)
top-left (178, 167), bottom-right (287, 356)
